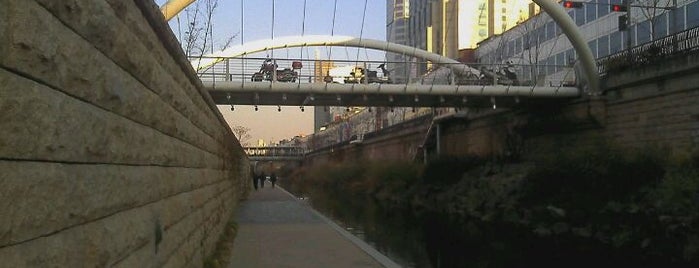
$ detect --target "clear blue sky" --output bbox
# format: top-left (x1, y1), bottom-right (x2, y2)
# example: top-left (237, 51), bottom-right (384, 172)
top-left (156, 0), bottom-right (388, 144)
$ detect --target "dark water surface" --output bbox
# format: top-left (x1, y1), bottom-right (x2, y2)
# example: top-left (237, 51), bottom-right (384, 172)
top-left (290, 190), bottom-right (435, 267)
top-left (283, 186), bottom-right (688, 268)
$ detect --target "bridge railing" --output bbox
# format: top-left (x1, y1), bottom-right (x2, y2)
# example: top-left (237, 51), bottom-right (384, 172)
top-left (243, 146), bottom-right (306, 158)
top-left (190, 56), bottom-right (573, 88)
top-left (598, 26), bottom-right (699, 75)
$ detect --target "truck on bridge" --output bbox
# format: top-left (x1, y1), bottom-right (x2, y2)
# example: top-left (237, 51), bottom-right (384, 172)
top-left (324, 64), bottom-right (392, 84)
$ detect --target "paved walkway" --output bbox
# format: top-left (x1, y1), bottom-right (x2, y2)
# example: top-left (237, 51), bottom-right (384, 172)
top-left (228, 186), bottom-right (396, 268)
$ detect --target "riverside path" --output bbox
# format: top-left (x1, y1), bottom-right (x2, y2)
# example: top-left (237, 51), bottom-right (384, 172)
top-left (228, 186), bottom-right (400, 268)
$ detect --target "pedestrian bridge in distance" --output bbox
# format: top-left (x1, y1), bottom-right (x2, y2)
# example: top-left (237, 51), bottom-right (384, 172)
top-left (244, 146), bottom-right (306, 161)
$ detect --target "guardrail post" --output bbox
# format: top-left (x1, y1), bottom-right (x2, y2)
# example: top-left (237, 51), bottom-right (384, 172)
top-left (225, 58), bottom-right (231, 81)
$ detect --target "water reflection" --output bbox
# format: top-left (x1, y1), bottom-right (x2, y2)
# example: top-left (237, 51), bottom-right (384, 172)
top-left (286, 187), bottom-right (673, 268)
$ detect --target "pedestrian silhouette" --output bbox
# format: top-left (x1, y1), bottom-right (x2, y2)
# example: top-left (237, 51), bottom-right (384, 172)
top-left (252, 173), bottom-right (259, 190)
top-left (260, 172), bottom-right (266, 188)
top-left (270, 173), bottom-right (277, 188)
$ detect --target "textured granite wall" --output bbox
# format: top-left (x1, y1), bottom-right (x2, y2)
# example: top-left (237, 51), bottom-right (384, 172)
top-left (0, 0), bottom-right (250, 266)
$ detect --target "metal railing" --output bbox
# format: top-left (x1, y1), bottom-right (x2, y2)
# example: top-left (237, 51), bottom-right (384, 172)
top-left (243, 146), bottom-right (306, 158)
top-left (598, 26), bottom-right (699, 75)
top-left (190, 56), bottom-right (572, 88)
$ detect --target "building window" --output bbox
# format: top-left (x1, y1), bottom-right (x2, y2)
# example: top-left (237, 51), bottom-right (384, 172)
top-left (588, 39), bottom-right (598, 58)
top-left (547, 57), bottom-right (555, 75)
top-left (597, 0), bottom-right (610, 18)
top-left (688, 2), bottom-right (699, 29)
top-left (610, 31), bottom-right (622, 54)
top-left (523, 65), bottom-right (531, 80)
top-left (598, 35), bottom-right (609, 58)
top-left (669, 6), bottom-right (686, 33)
top-left (628, 26), bottom-right (637, 47)
top-left (538, 26), bottom-right (546, 43)
top-left (637, 20), bottom-right (651, 44)
top-left (585, 2), bottom-right (596, 23)
top-left (546, 21), bottom-right (555, 41)
top-left (653, 13), bottom-right (668, 40)
top-left (565, 49), bottom-right (575, 65)
top-left (575, 9), bottom-right (585, 26)
top-left (555, 53), bottom-right (564, 73)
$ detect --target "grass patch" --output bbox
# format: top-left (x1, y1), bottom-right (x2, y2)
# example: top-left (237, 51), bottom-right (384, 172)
top-left (203, 218), bottom-right (239, 268)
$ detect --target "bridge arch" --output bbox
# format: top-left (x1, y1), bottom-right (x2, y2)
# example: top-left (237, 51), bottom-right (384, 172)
top-left (191, 35), bottom-right (484, 78)
top-left (531, 0), bottom-right (599, 93)
top-left (181, 0), bottom-right (598, 93)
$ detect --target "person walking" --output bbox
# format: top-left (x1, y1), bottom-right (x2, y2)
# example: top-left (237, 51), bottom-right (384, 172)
top-left (260, 172), bottom-right (266, 188)
top-left (270, 173), bottom-right (277, 188)
top-left (252, 173), bottom-right (259, 190)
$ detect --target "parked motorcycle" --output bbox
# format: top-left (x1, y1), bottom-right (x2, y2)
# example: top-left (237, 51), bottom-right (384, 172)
top-left (251, 59), bottom-right (300, 82)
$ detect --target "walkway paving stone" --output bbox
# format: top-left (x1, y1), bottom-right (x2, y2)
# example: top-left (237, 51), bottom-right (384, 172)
top-left (228, 186), bottom-right (386, 268)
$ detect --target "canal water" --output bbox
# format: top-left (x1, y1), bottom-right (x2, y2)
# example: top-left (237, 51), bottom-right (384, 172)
top-left (284, 188), bottom-right (519, 268)
top-left (283, 186), bottom-right (662, 268)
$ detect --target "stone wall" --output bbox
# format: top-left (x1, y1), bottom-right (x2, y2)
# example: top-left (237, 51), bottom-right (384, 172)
top-left (438, 82), bottom-right (698, 159)
top-left (308, 77), bottom-right (698, 163)
top-left (0, 0), bottom-right (250, 267)
top-left (305, 116), bottom-right (431, 165)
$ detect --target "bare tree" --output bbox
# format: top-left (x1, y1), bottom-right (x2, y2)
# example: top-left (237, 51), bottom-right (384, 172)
top-left (637, 0), bottom-right (673, 40)
top-left (515, 14), bottom-right (547, 84)
top-left (177, 0), bottom-right (239, 60)
top-left (231, 125), bottom-right (252, 146)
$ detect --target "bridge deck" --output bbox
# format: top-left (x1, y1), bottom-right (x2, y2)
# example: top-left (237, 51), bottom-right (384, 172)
top-left (209, 82), bottom-right (579, 108)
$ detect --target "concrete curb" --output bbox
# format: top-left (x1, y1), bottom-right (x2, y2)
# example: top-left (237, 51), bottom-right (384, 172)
top-left (276, 187), bottom-right (402, 268)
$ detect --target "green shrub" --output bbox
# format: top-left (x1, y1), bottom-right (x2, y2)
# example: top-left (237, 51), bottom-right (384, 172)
top-left (420, 156), bottom-right (483, 186)
top-left (521, 146), bottom-right (665, 209)
top-left (651, 169), bottom-right (699, 218)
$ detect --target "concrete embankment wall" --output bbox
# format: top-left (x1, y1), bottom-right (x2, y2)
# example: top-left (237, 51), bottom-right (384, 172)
top-left (305, 115), bottom-right (431, 165)
top-left (0, 0), bottom-right (249, 266)
top-left (307, 58), bottom-right (699, 163)
top-left (438, 57), bottom-right (699, 158)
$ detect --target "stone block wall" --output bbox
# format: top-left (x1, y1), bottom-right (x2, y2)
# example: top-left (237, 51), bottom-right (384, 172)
top-left (305, 117), bottom-right (430, 165)
top-left (606, 84), bottom-right (699, 154)
top-left (0, 0), bottom-right (249, 267)
top-left (312, 81), bottom-right (697, 163)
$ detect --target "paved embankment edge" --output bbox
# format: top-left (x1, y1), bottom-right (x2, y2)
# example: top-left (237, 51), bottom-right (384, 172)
top-left (276, 187), bottom-right (402, 268)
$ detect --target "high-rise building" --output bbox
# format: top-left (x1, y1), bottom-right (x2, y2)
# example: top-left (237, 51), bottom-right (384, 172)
top-left (407, 0), bottom-right (533, 75)
top-left (386, 0), bottom-right (411, 83)
top-left (459, 0), bottom-right (532, 49)
top-left (313, 60), bottom-right (334, 83)
top-left (475, 0), bottom-right (699, 86)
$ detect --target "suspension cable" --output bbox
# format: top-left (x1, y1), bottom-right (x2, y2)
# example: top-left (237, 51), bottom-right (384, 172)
top-left (241, 0), bottom-right (244, 84)
top-left (271, 0), bottom-right (275, 59)
top-left (299, 0), bottom-right (307, 84)
top-left (328, 0), bottom-right (339, 60)
top-left (355, 0), bottom-right (369, 70)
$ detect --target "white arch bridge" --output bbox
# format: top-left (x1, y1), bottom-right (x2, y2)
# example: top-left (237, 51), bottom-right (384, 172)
top-left (175, 0), bottom-right (601, 108)
top-left (161, 0), bottom-right (599, 107)
top-left (196, 36), bottom-right (582, 108)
